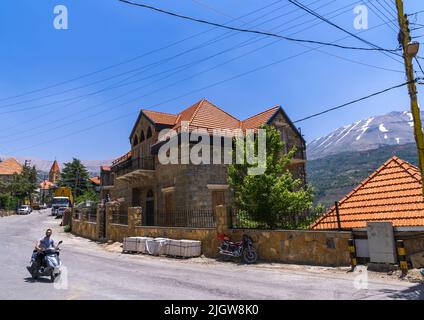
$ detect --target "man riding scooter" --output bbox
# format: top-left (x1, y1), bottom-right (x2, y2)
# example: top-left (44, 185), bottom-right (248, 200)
top-left (28, 229), bottom-right (63, 281)
top-left (32, 229), bottom-right (58, 266)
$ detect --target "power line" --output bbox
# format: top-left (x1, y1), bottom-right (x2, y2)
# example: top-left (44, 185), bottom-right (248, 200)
top-left (0, 0), bottom-right (283, 104)
top-left (288, 0), bottom-right (403, 63)
top-left (6, 22), bottom-right (409, 154)
top-left (415, 57), bottom-right (424, 76)
top-left (0, 0), bottom-right (303, 111)
top-left (293, 80), bottom-right (418, 123)
top-left (1, 5), bottom-right (403, 143)
top-left (367, 1), bottom-right (398, 33)
top-left (0, 1), bottom-right (351, 139)
top-left (380, 0), bottom-right (398, 17)
top-left (375, 0), bottom-right (398, 21)
top-left (0, 1), bottom-right (294, 111)
top-left (117, 0), bottom-right (401, 53)
top-left (0, 1), bottom-right (358, 117)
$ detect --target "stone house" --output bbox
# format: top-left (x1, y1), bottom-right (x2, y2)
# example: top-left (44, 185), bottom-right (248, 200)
top-left (0, 158), bottom-right (23, 185)
top-left (103, 99), bottom-right (306, 226)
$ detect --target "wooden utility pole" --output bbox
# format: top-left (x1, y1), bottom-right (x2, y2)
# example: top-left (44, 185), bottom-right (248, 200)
top-left (395, 0), bottom-right (424, 196)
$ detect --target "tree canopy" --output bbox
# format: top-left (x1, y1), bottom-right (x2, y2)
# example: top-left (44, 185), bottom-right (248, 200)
top-left (228, 125), bottom-right (315, 229)
top-left (59, 158), bottom-right (90, 198)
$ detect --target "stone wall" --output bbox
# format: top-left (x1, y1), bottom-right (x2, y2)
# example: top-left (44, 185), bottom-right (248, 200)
top-left (227, 229), bottom-right (351, 266)
top-left (71, 204), bottom-right (351, 266)
top-left (0, 210), bottom-right (15, 217)
top-left (72, 218), bottom-right (98, 240)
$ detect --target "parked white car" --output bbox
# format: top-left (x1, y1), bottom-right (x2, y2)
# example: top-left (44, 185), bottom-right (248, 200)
top-left (17, 205), bottom-right (31, 215)
top-left (56, 207), bottom-right (67, 218)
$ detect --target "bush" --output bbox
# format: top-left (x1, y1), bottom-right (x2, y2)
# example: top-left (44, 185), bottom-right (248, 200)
top-left (64, 225), bottom-right (71, 233)
top-left (0, 193), bottom-right (18, 210)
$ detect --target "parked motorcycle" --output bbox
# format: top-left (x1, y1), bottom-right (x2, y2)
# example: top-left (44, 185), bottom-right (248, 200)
top-left (218, 233), bottom-right (258, 264)
top-left (27, 241), bottom-right (63, 282)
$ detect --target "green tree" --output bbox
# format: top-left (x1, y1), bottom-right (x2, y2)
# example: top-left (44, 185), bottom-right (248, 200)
top-left (9, 165), bottom-right (37, 205)
top-left (228, 125), bottom-right (315, 229)
top-left (75, 189), bottom-right (99, 204)
top-left (59, 158), bottom-right (90, 198)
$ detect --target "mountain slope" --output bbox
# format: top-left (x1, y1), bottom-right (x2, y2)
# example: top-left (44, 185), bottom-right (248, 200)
top-left (307, 143), bottom-right (418, 208)
top-left (307, 111), bottom-right (420, 160)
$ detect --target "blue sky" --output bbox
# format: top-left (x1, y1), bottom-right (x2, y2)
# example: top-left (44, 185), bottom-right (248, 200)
top-left (0, 0), bottom-right (422, 161)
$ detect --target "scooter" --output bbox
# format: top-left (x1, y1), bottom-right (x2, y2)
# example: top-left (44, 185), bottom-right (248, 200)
top-left (218, 233), bottom-right (258, 264)
top-left (27, 241), bottom-right (63, 282)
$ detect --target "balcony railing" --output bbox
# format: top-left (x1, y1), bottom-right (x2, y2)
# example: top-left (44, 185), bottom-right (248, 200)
top-left (112, 156), bottom-right (155, 177)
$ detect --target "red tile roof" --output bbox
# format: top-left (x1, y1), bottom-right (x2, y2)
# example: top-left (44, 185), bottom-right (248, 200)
top-left (40, 180), bottom-right (54, 190)
top-left (101, 166), bottom-right (111, 172)
top-left (90, 176), bottom-right (101, 185)
top-left (241, 106), bottom-right (280, 130)
top-left (310, 156), bottom-right (424, 229)
top-left (143, 99), bottom-right (282, 132)
top-left (0, 158), bottom-right (23, 175)
top-left (143, 110), bottom-right (178, 126)
top-left (173, 99), bottom-right (241, 131)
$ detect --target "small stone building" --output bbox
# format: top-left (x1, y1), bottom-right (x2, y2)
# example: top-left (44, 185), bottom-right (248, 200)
top-left (103, 99), bottom-right (306, 226)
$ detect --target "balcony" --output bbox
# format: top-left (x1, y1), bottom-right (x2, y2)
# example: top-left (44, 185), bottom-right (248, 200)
top-left (112, 156), bottom-right (155, 181)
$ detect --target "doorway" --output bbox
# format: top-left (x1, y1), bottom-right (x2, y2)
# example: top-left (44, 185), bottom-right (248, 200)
top-left (145, 189), bottom-right (154, 226)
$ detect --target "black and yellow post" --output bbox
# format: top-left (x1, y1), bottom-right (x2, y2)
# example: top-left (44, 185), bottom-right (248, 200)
top-left (347, 239), bottom-right (357, 272)
top-left (396, 240), bottom-right (408, 277)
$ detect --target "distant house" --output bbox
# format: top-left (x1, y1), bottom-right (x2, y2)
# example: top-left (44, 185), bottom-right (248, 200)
top-left (311, 156), bottom-right (424, 230)
top-left (89, 176), bottom-right (101, 192)
top-left (102, 98), bottom-right (306, 226)
top-left (0, 158), bottom-right (23, 184)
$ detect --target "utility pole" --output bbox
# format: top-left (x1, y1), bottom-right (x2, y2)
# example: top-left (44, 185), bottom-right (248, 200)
top-left (395, 0), bottom-right (424, 196)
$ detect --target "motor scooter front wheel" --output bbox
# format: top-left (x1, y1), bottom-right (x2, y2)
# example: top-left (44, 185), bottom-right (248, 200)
top-left (242, 248), bottom-right (258, 264)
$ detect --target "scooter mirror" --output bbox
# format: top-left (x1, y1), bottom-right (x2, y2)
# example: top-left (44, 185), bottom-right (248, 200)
top-left (58, 240), bottom-right (63, 245)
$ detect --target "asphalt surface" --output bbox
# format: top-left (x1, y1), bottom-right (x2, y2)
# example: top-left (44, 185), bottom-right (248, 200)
top-left (0, 209), bottom-right (423, 300)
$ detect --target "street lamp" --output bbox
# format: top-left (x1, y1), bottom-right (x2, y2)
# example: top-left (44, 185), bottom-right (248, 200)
top-left (406, 41), bottom-right (420, 58)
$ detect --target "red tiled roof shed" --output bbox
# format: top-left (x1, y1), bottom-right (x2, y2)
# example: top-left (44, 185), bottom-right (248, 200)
top-left (310, 156), bottom-right (424, 229)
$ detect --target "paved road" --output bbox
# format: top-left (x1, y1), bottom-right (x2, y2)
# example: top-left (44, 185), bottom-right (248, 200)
top-left (0, 210), bottom-right (422, 300)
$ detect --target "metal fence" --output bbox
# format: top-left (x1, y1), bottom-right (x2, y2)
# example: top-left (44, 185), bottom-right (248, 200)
top-left (87, 207), bottom-right (97, 223)
top-left (230, 208), bottom-right (326, 230)
top-left (74, 202), bottom-right (98, 222)
top-left (111, 206), bottom-right (128, 225)
top-left (155, 209), bottom-right (216, 228)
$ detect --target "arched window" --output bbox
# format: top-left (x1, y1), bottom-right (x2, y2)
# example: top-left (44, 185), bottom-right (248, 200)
top-left (133, 135), bottom-right (139, 147)
top-left (140, 130), bottom-right (145, 142)
top-left (147, 127), bottom-right (152, 139)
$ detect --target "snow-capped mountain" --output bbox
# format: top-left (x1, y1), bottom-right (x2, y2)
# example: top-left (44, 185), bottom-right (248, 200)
top-left (307, 111), bottom-right (421, 160)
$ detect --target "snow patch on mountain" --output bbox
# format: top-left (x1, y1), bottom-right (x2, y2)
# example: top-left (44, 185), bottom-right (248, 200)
top-left (307, 110), bottom-right (421, 160)
top-left (356, 117), bottom-right (374, 141)
top-left (379, 124), bottom-right (388, 132)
